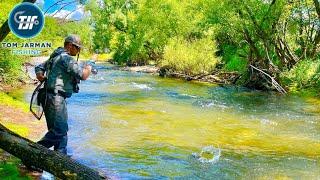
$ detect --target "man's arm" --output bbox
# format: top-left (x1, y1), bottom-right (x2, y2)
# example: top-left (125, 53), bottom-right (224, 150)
top-left (65, 56), bottom-right (92, 81)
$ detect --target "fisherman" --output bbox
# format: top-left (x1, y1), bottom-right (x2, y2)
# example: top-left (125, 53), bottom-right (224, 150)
top-left (35, 34), bottom-right (92, 154)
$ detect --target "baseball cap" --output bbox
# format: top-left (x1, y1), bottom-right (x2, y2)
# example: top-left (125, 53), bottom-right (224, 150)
top-left (64, 34), bottom-right (83, 49)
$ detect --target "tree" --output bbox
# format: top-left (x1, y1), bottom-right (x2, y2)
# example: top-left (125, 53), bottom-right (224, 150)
top-left (203, 0), bottom-right (319, 89)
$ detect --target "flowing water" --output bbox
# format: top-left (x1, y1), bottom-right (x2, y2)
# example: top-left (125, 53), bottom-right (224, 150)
top-left (24, 63), bottom-right (320, 179)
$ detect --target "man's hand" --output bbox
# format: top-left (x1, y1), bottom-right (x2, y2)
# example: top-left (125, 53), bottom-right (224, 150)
top-left (36, 73), bottom-right (46, 82)
top-left (81, 64), bottom-right (92, 80)
top-left (85, 64), bottom-right (92, 72)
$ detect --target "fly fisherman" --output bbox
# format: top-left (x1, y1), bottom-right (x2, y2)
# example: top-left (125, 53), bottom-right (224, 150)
top-left (35, 34), bottom-right (92, 154)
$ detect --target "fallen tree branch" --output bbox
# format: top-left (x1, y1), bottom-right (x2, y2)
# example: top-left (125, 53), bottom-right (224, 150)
top-left (250, 64), bottom-right (287, 94)
top-left (0, 123), bottom-right (108, 179)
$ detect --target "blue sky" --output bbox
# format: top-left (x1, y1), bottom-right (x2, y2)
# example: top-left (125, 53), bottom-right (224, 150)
top-left (36, 0), bottom-right (88, 20)
top-left (36, 0), bottom-right (78, 13)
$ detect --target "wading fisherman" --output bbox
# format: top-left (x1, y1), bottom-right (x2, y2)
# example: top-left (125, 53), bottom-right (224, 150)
top-left (35, 34), bottom-right (92, 154)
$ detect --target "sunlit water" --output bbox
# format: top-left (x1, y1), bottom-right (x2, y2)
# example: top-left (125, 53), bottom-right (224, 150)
top-left (24, 63), bottom-right (320, 179)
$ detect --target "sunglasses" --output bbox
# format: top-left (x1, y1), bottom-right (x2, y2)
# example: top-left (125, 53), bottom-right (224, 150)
top-left (72, 44), bottom-right (81, 50)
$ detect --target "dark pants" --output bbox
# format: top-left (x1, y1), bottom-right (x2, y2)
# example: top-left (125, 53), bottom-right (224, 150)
top-left (37, 93), bottom-right (68, 154)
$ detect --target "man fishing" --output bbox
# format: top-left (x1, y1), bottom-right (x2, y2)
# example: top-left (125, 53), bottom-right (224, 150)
top-left (34, 34), bottom-right (92, 154)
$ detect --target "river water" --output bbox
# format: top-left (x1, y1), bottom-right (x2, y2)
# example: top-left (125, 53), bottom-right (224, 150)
top-left (24, 63), bottom-right (320, 179)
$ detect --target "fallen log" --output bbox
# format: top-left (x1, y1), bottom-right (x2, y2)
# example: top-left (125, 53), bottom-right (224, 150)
top-left (0, 123), bottom-right (107, 179)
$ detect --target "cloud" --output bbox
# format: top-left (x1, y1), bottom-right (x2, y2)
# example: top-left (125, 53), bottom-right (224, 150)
top-left (47, 5), bottom-right (90, 21)
top-left (35, 0), bottom-right (45, 9)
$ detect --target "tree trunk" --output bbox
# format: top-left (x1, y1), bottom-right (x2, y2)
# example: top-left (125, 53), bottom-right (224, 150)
top-left (0, 0), bottom-right (37, 42)
top-left (313, 0), bottom-right (320, 20)
top-left (0, 123), bottom-right (108, 180)
top-left (311, 32), bottom-right (320, 58)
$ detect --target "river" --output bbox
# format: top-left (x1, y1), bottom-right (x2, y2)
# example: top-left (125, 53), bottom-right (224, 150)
top-left (22, 63), bottom-right (320, 179)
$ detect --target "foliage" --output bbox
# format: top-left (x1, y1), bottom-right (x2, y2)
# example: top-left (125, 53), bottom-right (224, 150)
top-left (222, 45), bottom-right (248, 73)
top-left (201, 0), bottom-right (319, 89)
top-left (93, 0), bottom-right (207, 65)
top-left (1, 0), bottom-right (320, 91)
top-left (30, 16), bottom-right (94, 57)
top-left (280, 58), bottom-right (320, 91)
top-left (0, 0), bottom-right (20, 25)
top-left (0, 49), bottom-right (25, 85)
top-left (0, 1), bottom-right (25, 86)
top-left (224, 55), bottom-right (248, 73)
top-left (92, 0), bottom-right (319, 90)
top-left (161, 37), bottom-right (220, 75)
top-left (0, 160), bottom-right (31, 180)
top-left (96, 53), bottom-right (113, 61)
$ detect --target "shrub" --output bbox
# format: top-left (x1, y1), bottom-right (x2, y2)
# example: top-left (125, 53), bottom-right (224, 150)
top-left (160, 37), bottom-right (220, 75)
top-left (224, 55), bottom-right (248, 73)
top-left (280, 58), bottom-right (320, 91)
top-left (220, 45), bottom-right (248, 73)
top-left (0, 49), bottom-right (25, 85)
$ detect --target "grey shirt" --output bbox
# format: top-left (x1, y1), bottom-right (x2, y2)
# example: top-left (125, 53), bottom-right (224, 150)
top-left (35, 47), bottom-right (83, 95)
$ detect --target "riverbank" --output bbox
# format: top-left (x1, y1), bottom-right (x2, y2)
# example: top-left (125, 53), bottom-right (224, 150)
top-left (0, 56), bottom-right (47, 179)
top-left (0, 90), bottom-right (46, 179)
top-left (3, 55), bottom-right (318, 99)
top-left (26, 55), bottom-right (315, 96)
top-left (115, 63), bottom-right (320, 97)
top-left (113, 64), bottom-right (240, 85)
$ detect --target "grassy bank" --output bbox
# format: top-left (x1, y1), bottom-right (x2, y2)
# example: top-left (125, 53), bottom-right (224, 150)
top-left (0, 92), bottom-right (30, 179)
top-left (0, 49), bottom-right (28, 89)
top-left (0, 90), bottom-right (46, 179)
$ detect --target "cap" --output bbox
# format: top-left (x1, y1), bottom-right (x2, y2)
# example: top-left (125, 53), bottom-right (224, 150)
top-left (64, 34), bottom-right (83, 48)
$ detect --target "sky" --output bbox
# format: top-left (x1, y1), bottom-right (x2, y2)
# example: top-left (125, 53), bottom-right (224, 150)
top-left (35, 0), bottom-right (88, 21)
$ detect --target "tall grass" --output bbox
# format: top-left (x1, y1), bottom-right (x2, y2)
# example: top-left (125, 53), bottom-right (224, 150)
top-left (160, 37), bottom-right (220, 75)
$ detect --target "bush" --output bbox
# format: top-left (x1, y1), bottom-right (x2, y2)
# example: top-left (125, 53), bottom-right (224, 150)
top-left (93, 0), bottom-right (207, 65)
top-left (220, 45), bottom-right (248, 73)
top-left (160, 37), bottom-right (220, 75)
top-left (0, 49), bottom-right (25, 85)
top-left (224, 55), bottom-right (248, 73)
top-left (280, 58), bottom-right (320, 91)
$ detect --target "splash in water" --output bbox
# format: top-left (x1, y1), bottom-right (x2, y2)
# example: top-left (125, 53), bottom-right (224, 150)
top-left (192, 145), bottom-right (221, 164)
top-left (132, 82), bottom-right (153, 90)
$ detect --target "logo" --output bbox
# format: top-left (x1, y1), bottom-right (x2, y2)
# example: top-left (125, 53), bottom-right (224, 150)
top-left (8, 2), bottom-right (44, 39)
